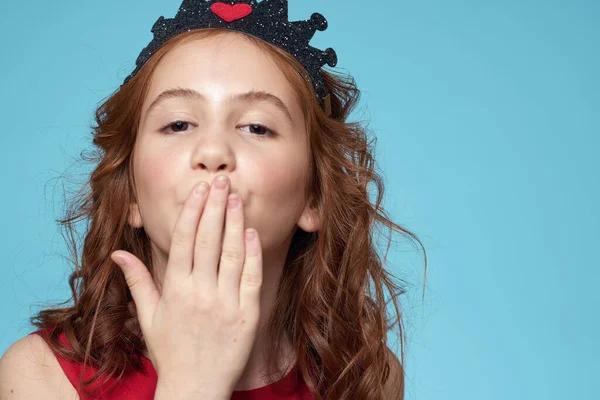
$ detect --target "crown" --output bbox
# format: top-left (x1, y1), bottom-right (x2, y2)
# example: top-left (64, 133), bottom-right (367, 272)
top-left (122, 0), bottom-right (338, 114)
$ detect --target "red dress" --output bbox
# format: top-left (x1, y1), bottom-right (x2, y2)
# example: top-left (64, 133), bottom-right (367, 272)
top-left (31, 329), bottom-right (313, 400)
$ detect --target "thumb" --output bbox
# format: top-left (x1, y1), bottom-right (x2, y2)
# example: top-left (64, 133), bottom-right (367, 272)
top-left (111, 250), bottom-right (159, 333)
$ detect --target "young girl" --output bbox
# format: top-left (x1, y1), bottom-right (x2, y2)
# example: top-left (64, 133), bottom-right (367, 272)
top-left (0, 2), bottom-right (426, 399)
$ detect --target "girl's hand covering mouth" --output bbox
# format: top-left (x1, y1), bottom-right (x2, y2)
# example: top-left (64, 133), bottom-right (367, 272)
top-left (111, 174), bottom-right (263, 398)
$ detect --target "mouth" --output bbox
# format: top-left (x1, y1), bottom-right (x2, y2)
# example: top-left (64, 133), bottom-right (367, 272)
top-left (182, 188), bottom-right (242, 204)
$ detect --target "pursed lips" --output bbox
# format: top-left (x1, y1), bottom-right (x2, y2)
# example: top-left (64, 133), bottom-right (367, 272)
top-left (181, 187), bottom-right (243, 204)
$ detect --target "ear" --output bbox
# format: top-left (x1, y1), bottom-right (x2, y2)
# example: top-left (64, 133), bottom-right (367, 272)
top-left (297, 202), bottom-right (321, 233)
top-left (128, 202), bottom-right (144, 228)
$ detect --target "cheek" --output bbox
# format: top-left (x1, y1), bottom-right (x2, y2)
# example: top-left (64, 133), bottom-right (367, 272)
top-left (132, 146), bottom-right (184, 253)
top-left (251, 150), bottom-right (307, 202)
top-left (246, 151), bottom-right (308, 247)
top-left (135, 154), bottom-right (169, 198)
top-left (134, 141), bottom-right (181, 198)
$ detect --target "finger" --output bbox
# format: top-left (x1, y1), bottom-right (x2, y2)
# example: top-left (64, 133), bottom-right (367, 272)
top-left (193, 175), bottom-right (229, 288)
top-left (239, 228), bottom-right (263, 315)
top-left (164, 181), bottom-right (210, 286)
top-left (218, 193), bottom-right (245, 306)
top-left (111, 250), bottom-right (159, 334)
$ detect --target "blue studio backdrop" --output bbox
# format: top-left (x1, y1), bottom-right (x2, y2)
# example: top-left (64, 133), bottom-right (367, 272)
top-left (1, 1), bottom-right (598, 399)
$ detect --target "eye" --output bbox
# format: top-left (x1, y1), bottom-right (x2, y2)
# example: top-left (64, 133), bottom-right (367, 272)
top-left (160, 120), bottom-right (192, 134)
top-left (159, 120), bottom-right (276, 139)
top-left (239, 124), bottom-right (275, 139)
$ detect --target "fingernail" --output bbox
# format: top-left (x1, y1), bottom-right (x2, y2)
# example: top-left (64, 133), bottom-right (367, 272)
top-left (112, 253), bottom-right (126, 265)
top-left (215, 175), bottom-right (229, 189)
top-left (194, 182), bottom-right (208, 195)
top-left (245, 229), bottom-right (256, 241)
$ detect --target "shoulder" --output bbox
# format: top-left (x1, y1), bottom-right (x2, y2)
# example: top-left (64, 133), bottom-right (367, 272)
top-left (0, 333), bottom-right (79, 400)
top-left (382, 346), bottom-right (404, 400)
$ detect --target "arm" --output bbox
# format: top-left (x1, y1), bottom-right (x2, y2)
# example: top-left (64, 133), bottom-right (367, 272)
top-left (0, 335), bottom-right (230, 400)
top-left (0, 334), bottom-right (79, 400)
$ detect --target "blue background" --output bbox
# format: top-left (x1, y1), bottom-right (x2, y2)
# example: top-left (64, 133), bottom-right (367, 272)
top-left (1, 0), bottom-right (598, 398)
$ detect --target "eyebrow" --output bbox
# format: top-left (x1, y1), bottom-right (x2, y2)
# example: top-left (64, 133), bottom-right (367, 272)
top-left (143, 87), bottom-right (294, 126)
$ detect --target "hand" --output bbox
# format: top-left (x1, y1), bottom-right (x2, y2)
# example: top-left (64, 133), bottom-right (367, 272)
top-left (110, 175), bottom-right (263, 397)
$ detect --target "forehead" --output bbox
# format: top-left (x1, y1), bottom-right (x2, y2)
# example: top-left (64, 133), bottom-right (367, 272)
top-left (143, 33), bottom-right (300, 115)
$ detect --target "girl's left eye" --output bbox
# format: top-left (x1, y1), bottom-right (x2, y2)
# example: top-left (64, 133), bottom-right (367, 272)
top-left (159, 121), bottom-right (275, 138)
top-left (239, 124), bottom-right (274, 138)
top-left (160, 120), bottom-right (191, 134)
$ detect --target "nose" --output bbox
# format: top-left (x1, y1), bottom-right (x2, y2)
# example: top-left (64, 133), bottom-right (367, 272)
top-left (189, 126), bottom-right (236, 174)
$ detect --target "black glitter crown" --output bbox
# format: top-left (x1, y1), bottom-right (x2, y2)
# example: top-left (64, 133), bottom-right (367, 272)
top-left (122, 0), bottom-right (338, 111)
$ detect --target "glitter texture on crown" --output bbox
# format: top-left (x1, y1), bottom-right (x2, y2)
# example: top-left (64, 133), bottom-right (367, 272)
top-left (122, 0), bottom-right (338, 109)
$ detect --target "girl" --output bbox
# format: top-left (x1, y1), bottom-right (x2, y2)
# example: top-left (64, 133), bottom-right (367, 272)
top-left (0, 4), bottom-right (426, 400)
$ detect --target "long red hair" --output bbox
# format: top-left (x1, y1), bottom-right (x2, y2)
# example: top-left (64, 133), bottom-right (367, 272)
top-left (31, 28), bottom-right (427, 399)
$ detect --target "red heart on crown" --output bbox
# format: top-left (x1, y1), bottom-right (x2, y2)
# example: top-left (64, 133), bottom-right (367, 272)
top-left (210, 2), bottom-right (253, 23)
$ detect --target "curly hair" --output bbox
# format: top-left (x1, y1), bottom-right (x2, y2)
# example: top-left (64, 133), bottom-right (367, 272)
top-left (30, 28), bottom-right (427, 399)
